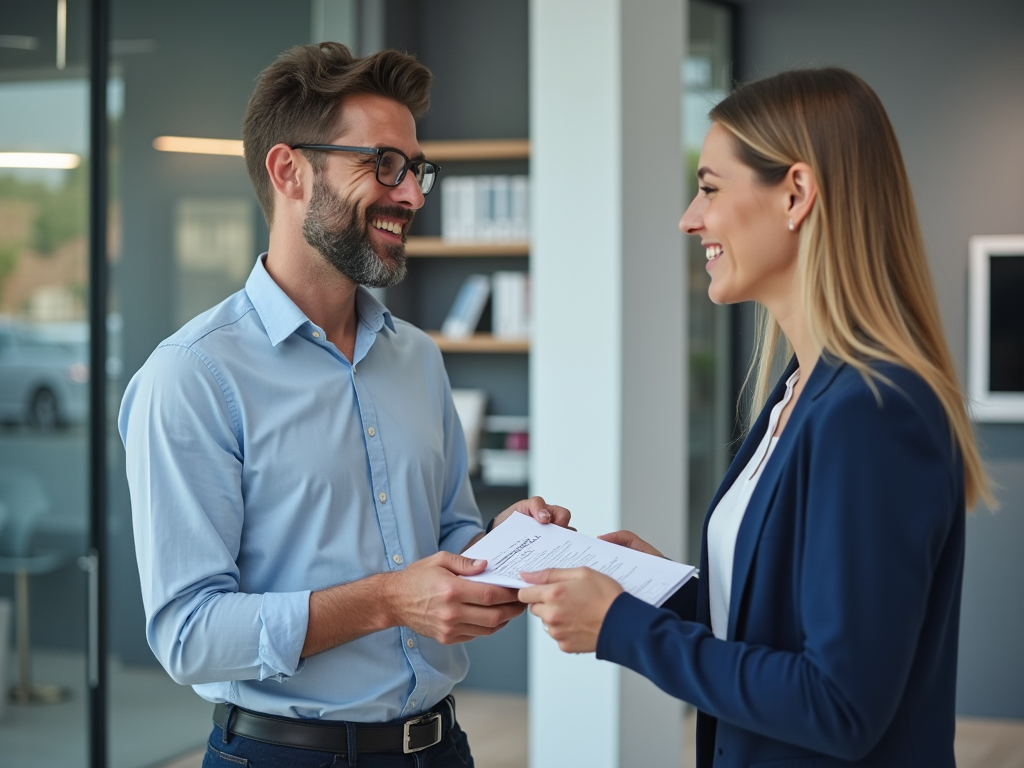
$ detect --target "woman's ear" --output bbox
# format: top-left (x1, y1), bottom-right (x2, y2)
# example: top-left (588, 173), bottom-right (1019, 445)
top-left (265, 144), bottom-right (308, 204)
top-left (784, 162), bottom-right (817, 231)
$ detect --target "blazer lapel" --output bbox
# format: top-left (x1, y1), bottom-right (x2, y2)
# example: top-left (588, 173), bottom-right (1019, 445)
top-left (696, 358), bottom-right (799, 626)
top-left (724, 355), bottom-right (844, 639)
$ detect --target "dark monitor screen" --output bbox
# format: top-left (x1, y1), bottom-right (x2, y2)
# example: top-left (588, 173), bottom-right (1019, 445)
top-left (989, 254), bottom-right (1024, 392)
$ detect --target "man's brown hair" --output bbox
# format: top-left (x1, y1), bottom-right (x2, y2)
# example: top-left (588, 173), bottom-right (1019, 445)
top-left (242, 42), bottom-right (432, 226)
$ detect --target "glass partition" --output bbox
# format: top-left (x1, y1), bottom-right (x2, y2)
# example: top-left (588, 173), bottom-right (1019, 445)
top-left (0, 1), bottom-right (91, 764)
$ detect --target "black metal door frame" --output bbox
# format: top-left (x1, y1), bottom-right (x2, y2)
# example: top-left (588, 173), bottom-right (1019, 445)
top-left (87, 0), bottom-right (109, 765)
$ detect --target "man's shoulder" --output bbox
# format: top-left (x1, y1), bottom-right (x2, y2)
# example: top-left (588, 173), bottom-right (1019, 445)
top-left (158, 289), bottom-right (258, 356)
top-left (121, 291), bottom-right (257, 435)
top-left (133, 290), bottom-right (259, 390)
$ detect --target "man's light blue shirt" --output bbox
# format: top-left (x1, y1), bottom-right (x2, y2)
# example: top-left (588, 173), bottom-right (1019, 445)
top-left (119, 254), bottom-right (484, 722)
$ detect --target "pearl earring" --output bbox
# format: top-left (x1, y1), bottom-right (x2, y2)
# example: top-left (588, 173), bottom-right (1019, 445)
top-left (788, 218), bottom-right (795, 231)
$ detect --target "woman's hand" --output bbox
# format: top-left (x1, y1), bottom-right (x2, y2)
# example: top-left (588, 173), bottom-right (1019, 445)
top-left (597, 529), bottom-right (666, 559)
top-left (490, 496), bottom-right (572, 531)
top-left (518, 568), bottom-right (623, 653)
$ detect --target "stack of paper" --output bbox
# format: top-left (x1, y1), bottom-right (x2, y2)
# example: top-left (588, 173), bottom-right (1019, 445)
top-left (462, 513), bottom-right (696, 608)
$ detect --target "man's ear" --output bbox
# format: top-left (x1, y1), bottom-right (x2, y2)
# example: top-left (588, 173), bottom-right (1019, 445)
top-left (784, 161), bottom-right (817, 230)
top-left (266, 144), bottom-right (308, 204)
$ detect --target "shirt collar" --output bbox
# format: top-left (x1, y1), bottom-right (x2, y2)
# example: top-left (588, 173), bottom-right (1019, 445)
top-left (245, 254), bottom-right (396, 347)
top-left (355, 283), bottom-right (397, 335)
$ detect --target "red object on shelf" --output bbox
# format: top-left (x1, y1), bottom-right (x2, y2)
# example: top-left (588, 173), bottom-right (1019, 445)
top-left (505, 432), bottom-right (529, 451)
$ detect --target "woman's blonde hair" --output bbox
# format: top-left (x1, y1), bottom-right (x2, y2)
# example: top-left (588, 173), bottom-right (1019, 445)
top-left (710, 68), bottom-right (991, 509)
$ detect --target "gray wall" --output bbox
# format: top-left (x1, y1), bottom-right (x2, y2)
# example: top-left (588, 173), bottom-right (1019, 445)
top-left (736, 0), bottom-right (1024, 718)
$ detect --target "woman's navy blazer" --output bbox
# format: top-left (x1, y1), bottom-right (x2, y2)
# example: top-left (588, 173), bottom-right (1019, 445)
top-left (597, 356), bottom-right (965, 767)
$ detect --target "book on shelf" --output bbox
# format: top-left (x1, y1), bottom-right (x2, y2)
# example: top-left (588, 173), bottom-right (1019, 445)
top-left (479, 415), bottom-right (529, 486)
top-left (450, 389), bottom-right (488, 475)
top-left (440, 175), bottom-right (530, 242)
top-left (441, 274), bottom-right (491, 339)
top-left (491, 271), bottom-right (531, 339)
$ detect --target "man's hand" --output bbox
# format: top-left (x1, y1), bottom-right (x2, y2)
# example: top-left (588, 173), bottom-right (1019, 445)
top-left (518, 567), bottom-right (623, 654)
top-left (384, 551), bottom-right (526, 645)
top-left (461, 496), bottom-right (572, 554)
top-left (597, 530), bottom-right (666, 559)
top-left (492, 495), bottom-right (572, 531)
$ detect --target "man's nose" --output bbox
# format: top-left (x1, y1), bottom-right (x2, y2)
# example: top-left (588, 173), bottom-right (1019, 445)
top-left (390, 168), bottom-right (426, 210)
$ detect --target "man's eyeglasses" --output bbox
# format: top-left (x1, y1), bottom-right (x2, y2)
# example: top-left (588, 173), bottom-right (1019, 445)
top-left (290, 144), bottom-right (440, 195)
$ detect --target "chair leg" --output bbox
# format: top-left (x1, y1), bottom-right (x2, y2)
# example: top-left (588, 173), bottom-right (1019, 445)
top-left (9, 568), bottom-right (68, 705)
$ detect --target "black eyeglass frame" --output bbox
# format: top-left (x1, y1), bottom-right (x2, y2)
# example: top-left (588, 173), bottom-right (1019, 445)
top-left (290, 144), bottom-right (441, 194)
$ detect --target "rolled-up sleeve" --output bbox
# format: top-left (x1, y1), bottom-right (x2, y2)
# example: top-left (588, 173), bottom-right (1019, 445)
top-left (119, 344), bottom-right (308, 685)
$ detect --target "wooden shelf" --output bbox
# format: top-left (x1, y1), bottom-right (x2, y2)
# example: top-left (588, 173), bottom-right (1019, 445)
top-left (419, 138), bottom-right (529, 161)
top-left (406, 237), bottom-right (529, 257)
top-left (427, 331), bottom-right (529, 354)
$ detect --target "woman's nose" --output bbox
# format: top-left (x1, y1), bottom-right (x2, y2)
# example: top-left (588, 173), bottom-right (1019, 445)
top-left (679, 196), bottom-right (704, 235)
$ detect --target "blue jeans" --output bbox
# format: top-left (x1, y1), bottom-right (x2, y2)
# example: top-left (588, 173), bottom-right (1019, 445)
top-left (201, 722), bottom-right (475, 768)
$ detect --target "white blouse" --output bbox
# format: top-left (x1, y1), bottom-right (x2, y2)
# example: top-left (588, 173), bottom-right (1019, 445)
top-left (708, 369), bottom-right (800, 640)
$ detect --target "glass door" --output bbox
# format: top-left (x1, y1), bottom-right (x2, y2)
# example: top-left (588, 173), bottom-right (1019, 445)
top-left (0, 1), bottom-right (92, 764)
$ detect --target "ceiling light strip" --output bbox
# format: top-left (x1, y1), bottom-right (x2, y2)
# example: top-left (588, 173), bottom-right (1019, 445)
top-left (0, 152), bottom-right (81, 169)
top-left (152, 136), bottom-right (244, 156)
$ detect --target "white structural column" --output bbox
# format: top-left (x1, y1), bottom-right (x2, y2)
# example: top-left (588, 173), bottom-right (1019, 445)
top-left (529, 1), bottom-right (687, 767)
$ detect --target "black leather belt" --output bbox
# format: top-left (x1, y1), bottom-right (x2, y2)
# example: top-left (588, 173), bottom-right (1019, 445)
top-left (213, 696), bottom-right (455, 755)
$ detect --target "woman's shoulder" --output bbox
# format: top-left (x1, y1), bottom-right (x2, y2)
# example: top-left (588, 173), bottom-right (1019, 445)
top-left (826, 358), bottom-right (935, 400)
top-left (810, 358), bottom-right (951, 452)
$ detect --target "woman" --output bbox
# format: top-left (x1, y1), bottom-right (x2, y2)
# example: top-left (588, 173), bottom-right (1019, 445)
top-left (519, 68), bottom-right (991, 768)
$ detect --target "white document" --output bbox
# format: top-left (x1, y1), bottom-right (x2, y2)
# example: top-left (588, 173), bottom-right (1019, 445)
top-left (463, 512), bottom-right (696, 607)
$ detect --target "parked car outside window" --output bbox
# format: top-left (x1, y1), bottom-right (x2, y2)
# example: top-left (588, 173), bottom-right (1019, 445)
top-left (0, 321), bottom-right (88, 429)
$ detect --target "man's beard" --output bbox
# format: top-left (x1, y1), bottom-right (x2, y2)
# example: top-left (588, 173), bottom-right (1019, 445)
top-left (301, 173), bottom-right (412, 288)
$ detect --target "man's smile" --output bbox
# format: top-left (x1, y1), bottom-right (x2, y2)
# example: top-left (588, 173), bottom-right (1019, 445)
top-left (370, 217), bottom-right (405, 237)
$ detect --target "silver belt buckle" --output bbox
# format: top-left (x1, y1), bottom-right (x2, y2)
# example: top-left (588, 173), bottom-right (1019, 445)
top-left (403, 711), bottom-right (442, 754)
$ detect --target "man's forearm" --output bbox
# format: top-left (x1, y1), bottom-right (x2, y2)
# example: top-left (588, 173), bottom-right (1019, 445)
top-left (301, 572), bottom-right (396, 658)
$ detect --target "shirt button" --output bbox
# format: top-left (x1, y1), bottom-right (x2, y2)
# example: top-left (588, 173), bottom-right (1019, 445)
top-left (409, 700), bottom-right (416, 708)
top-left (367, 427), bottom-right (375, 437)
top-left (393, 554), bottom-right (403, 565)
top-left (406, 637), bottom-right (415, 649)
top-left (312, 331), bottom-right (320, 338)
top-left (379, 492), bottom-right (387, 503)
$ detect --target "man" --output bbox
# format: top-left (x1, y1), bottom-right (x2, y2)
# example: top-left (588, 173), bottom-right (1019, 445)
top-left (120, 42), bottom-right (566, 768)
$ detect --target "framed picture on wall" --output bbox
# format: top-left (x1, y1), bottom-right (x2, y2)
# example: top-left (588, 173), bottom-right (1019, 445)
top-left (968, 235), bottom-right (1024, 422)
